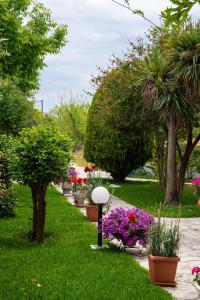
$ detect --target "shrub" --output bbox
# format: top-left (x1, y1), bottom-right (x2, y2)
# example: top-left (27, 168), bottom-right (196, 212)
top-left (0, 188), bottom-right (16, 218)
top-left (84, 66), bottom-right (152, 182)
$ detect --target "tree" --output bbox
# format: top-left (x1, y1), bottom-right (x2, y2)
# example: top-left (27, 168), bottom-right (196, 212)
top-left (134, 21), bottom-right (200, 204)
top-left (51, 94), bottom-right (89, 148)
top-left (0, 80), bottom-right (34, 135)
top-left (0, 0), bottom-right (67, 95)
top-left (168, 22), bottom-right (200, 194)
top-left (13, 121), bottom-right (72, 242)
top-left (84, 66), bottom-right (152, 182)
top-left (162, 0), bottom-right (200, 25)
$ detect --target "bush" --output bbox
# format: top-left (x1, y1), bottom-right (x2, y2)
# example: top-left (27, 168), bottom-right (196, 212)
top-left (84, 66), bottom-right (152, 182)
top-left (0, 188), bottom-right (16, 218)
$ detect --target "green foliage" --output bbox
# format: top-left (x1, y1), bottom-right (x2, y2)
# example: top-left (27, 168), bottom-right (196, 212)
top-left (51, 94), bottom-right (90, 147)
top-left (0, 188), bottom-right (16, 218)
top-left (0, 137), bottom-right (17, 217)
top-left (0, 0), bottom-right (67, 95)
top-left (148, 216), bottom-right (181, 257)
top-left (162, 0), bottom-right (200, 26)
top-left (13, 121), bottom-right (73, 186)
top-left (84, 66), bottom-right (152, 182)
top-left (0, 80), bottom-right (34, 135)
top-left (189, 144), bottom-right (200, 172)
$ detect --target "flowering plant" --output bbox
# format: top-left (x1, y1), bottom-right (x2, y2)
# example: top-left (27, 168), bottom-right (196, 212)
top-left (68, 167), bottom-right (78, 178)
top-left (70, 176), bottom-right (90, 192)
top-left (191, 178), bottom-right (200, 197)
top-left (102, 207), bottom-right (154, 247)
top-left (192, 267), bottom-right (200, 286)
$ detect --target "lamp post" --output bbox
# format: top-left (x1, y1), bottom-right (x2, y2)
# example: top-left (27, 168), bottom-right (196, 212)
top-left (90, 186), bottom-right (110, 250)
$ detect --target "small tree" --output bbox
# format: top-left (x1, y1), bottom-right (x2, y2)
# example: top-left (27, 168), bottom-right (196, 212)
top-left (14, 121), bottom-right (72, 242)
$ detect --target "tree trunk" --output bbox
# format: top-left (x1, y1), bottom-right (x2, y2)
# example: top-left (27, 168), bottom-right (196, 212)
top-left (164, 116), bottom-right (179, 205)
top-left (31, 185), bottom-right (38, 241)
top-left (177, 127), bottom-right (200, 195)
top-left (155, 133), bottom-right (166, 187)
top-left (30, 182), bottom-right (48, 243)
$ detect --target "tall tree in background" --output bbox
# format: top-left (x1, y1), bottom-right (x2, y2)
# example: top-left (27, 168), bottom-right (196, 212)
top-left (85, 65), bottom-right (152, 182)
top-left (0, 0), bottom-right (67, 95)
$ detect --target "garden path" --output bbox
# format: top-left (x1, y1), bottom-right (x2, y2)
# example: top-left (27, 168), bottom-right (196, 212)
top-left (55, 164), bottom-right (200, 300)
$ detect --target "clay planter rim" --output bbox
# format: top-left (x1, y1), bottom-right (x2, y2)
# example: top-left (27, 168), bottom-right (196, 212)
top-left (148, 254), bottom-right (180, 262)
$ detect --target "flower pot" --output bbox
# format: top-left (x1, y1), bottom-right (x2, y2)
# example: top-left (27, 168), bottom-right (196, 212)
top-left (62, 181), bottom-right (72, 195)
top-left (86, 204), bottom-right (98, 222)
top-left (148, 254), bottom-right (180, 287)
top-left (197, 199), bottom-right (200, 207)
top-left (73, 191), bottom-right (85, 207)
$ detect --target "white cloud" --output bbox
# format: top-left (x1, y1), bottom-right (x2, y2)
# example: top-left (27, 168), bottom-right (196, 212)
top-left (36, 0), bottom-right (198, 111)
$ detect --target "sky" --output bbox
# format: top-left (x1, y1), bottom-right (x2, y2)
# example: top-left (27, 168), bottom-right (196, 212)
top-left (36, 0), bottom-right (199, 112)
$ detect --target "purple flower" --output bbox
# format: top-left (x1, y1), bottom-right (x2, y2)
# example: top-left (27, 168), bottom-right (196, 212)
top-left (102, 207), bottom-right (154, 247)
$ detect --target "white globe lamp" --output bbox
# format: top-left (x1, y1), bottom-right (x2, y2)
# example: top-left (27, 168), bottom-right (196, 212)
top-left (91, 186), bottom-right (110, 205)
top-left (90, 186), bottom-right (109, 250)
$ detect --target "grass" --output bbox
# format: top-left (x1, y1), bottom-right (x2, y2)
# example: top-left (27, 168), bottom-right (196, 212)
top-left (0, 185), bottom-right (172, 300)
top-left (113, 181), bottom-right (200, 217)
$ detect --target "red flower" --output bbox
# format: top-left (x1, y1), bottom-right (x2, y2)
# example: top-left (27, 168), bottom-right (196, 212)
top-left (128, 213), bottom-right (136, 222)
top-left (84, 167), bottom-right (89, 173)
top-left (84, 165), bottom-right (96, 173)
top-left (71, 177), bottom-right (78, 183)
top-left (82, 178), bottom-right (90, 185)
top-left (70, 177), bottom-right (83, 184)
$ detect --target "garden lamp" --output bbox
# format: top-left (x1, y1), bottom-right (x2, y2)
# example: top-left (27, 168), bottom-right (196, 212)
top-left (90, 186), bottom-right (109, 250)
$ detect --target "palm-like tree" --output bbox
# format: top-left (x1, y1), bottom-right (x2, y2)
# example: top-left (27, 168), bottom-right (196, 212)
top-left (134, 46), bottom-right (195, 205)
top-left (168, 22), bottom-right (200, 194)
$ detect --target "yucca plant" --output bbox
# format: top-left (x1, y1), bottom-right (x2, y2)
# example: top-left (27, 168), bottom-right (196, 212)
top-left (168, 22), bottom-right (200, 102)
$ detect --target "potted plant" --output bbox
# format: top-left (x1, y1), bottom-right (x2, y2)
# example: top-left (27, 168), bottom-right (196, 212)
top-left (61, 167), bottom-right (77, 195)
top-left (84, 164), bottom-right (99, 221)
top-left (102, 207), bottom-right (154, 247)
top-left (71, 177), bottom-right (87, 207)
top-left (190, 178), bottom-right (200, 206)
top-left (147, 213), bottom-right (182, 287)
top-left (192, 266), bottom-right (200, 294)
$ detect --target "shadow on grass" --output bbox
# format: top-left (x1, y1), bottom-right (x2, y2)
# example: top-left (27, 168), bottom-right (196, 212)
top-left (0, 231), bottom-right (58, 249)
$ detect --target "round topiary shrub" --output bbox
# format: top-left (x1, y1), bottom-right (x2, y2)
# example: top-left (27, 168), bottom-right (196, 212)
top-left (84, 66), bottom-right (152, 182)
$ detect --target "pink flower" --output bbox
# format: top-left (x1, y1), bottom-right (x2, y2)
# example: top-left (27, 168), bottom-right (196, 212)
top-left (192, 267), bottom-right (200, 274)
top-left (192, 178), bottom-right (200, 186)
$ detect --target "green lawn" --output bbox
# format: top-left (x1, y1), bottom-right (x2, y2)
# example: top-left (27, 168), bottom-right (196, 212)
top-left (114, 181), bottom-right (200, 217)
top-left (0, 185), bottom-right (172, 300)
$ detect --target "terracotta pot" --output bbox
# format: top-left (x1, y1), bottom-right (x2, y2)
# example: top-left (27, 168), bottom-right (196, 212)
top-left (148, 254), bottom-right (180, 287)
top-left (86, 204), bottom-right (98, 222)
top-left (197, 199), bottom-right (200, 207)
